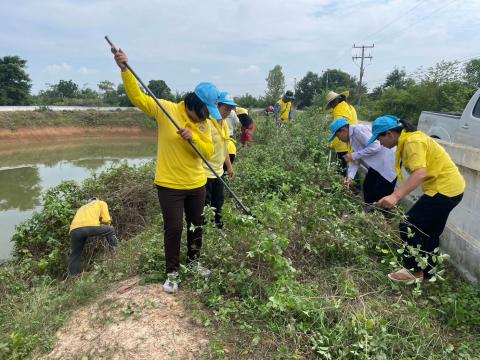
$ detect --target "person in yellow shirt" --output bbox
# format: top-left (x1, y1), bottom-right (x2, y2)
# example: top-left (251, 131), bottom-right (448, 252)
top-left (68, 198), bottom-right (118, 276)
top-left (114, 49), bottom-right (216, 293)
top-left (369, 115), bottom-right (465, 283)
top-left (204, 92), bottom-right (236, 228)
top-left (274, 90), bottom-right (295, 124)
top-left (324, 91), bottom-right (358, 175)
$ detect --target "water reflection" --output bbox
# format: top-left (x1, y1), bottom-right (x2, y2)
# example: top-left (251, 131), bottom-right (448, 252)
top-left (0, 167), bottom-right (42, 211)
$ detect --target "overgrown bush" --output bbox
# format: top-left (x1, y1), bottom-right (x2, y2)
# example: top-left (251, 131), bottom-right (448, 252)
top-left (11, 162), bottom-right (158, 277)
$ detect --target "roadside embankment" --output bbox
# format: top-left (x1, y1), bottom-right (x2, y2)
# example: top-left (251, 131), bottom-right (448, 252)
top-left (0, 110), bottom-right (156, 134)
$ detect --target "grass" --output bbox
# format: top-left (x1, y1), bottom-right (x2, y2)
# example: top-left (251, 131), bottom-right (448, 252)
top-left (0, 110), bottom-right (156, 130)
top-left (1, 108), bottom-right (479, 359)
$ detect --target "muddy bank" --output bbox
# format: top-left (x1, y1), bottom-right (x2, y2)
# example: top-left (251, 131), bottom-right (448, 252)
top-left (0, 126), bottom-right (156, 144)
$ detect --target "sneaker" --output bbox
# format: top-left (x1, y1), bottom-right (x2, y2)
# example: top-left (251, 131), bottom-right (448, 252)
top-left (163, 272), bottom-right (179, 293)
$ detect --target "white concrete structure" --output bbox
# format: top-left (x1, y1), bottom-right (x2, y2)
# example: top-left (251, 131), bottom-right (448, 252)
top-left (436, 140), bottom-right (480, 282)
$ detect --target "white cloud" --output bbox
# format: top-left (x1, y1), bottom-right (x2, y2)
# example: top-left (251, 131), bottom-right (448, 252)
top-left (238, 65), bottom-right (260, 74)
top-left (44, 63), bottom-right (72, 74)
top-left (190, 67), bottom-right (200, 73)
top-left (78, 67), bottom-right (98, 75)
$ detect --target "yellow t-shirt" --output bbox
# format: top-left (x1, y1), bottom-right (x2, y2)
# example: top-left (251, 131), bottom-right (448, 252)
top-left (122, 70), bottom-right (213, 190)
top-left (398, 131), bottom-right (465, 197)
top-left (330, 101), bottom-right (358, 153)
top-left (235, 107), bottom-right (248, 116)
top-left (227, 139), bottom-right (236, 155)
top-left (203, 119), bottom-right (230, 178)
top-left (276, 99), bottom-right (292, 122)
top-left (70, 200), bottom-right (111, 232)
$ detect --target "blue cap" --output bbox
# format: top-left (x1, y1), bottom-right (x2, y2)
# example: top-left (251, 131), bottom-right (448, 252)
top-left (194, 82), bottom-right (221, 120)
top-left (367, 115), bottom-right (400, 145)
top-left (218, 91), bottom-right (238, 107)
top-left (328, 118), bottom-right (349, 142)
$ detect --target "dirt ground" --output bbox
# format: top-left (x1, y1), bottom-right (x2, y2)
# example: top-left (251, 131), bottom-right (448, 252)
top-left (42, 277), bottom-right (210, 360)
top-left (0, 126), bottom-right (155, 145)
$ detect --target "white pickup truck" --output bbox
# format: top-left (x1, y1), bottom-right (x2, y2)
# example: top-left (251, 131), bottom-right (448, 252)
top-left (417, 88), bottom-right (480, 148)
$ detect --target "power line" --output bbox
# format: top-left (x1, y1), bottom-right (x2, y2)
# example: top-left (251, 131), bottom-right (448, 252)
top-left (374, 0), bottom-right (457, 44)
top-left (361, 0), bottom-right (428, 42)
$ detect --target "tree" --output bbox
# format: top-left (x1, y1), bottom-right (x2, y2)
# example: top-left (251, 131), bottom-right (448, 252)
top-left (264, 65), bottom-right (285, 105)
top-left (295, 71), bottom-right (322, 108)
top-left (320, 69), bottom-right (363, 102)
top-left (465, 59), bottom-right (480, 88)
top-left (55, 80), bottom-right (79, 98)
top-left (0, 56), bottom-right (32, 105)
top-left (117, 84), bottom-right (133, 107)
top-left (234, 93), bottom-right (260, 108)
top-left (321, 69), bottom-right (358, 90)
top-left (383, 68), bottom-right (412, 90)
top-left (148, 80), bottom-right (174, 101)
top-left (98, 80), bottom-right (118, 105)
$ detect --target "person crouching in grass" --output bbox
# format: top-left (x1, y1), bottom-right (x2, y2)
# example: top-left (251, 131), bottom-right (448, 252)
top-left (68, 198), bottom-right (118, 276)
top-left (328, 118), bottom-right (397, 205)
top-left (370, 115), bottom-right (465, 283)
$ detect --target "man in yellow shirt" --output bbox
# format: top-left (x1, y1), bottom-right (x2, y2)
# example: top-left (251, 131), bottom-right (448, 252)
top-left (274, 90), bottom-right (295, 124)
top-left (204, 92), bottom-right (236, 228)
top-left (68, 198), bottom-right (118, 276)
top-left (114, 49), bottom-right (216, 293)
top-left (369, 115), bottom-right (465, 283)
top-left (324, 91), bottom-right (358, 175)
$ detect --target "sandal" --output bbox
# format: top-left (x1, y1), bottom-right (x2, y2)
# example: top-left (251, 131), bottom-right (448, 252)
top-left (388, 268), bottom-right (424, 283)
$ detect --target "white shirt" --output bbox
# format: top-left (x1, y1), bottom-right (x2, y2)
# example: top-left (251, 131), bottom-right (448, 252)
top-left (347, 124), bottom-right (397, 182)
top-left (225, 110), bottom-right (240, 136)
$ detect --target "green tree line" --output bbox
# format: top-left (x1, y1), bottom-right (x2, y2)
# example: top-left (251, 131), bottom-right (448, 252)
top-left (2, 55), bottom-right (479, 124)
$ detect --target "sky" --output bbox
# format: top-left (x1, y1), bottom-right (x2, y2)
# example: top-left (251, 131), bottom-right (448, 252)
top-left (1, 0), bottom-right (480, 97)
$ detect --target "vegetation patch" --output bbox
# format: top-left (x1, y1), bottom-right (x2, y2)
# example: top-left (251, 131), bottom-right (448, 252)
top-left (1, 110), bottom-right (479, 359)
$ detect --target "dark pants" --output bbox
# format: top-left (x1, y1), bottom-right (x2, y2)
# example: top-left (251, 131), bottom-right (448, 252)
top-left (68, 225), bottom-right (118, 276)
top-left (156, 185), bottom-right (205, 274)
top-left (400, 193), bottom-right (463, 276)
top-left (205, 177), bottom-right (225, 228)
top-left (336, 151), bottom-right (348, 177)
top-left (223, 154), bottom-right (236, 173)
top-left (363, 168), bottom-right (397, 204)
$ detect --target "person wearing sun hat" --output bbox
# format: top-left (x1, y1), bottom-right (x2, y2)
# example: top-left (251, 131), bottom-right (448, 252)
top-left (274, 90), bottom-right (295, 124)
top-left (324, 90), bottom-right (358, 175)
top-left (328, 118), bottom-right (396, 204)
top-left (114, 48), bottom-right (217, 293)
top-left (204, 91), bottom-right (237, 228)
top-left (368, 115), bottom-right (465, 283)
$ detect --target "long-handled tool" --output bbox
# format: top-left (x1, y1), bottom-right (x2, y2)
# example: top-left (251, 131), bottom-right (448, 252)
top-left (105, 36), bottom-right (251, 216)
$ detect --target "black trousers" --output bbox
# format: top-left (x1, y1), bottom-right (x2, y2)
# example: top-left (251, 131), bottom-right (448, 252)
top-left (68, 225), bottom-right (117, 276)
top-left (336, 151), bottom-right (348, 177)
top-left (223, 153), bottom-right (236, 173)
top-left (205, 177), bottom-right (225, 227)
top-left (400, 192), bottom-right (463, 276)
top-left (156, 185), bottom-right (205, 274)
top-left (363, 168), bottom-right (397, 204)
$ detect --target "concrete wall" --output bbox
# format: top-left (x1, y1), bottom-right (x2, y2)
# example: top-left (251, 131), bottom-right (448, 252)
top-left (0, 106), bottom-right (139, 112)
top-left (436, 140), bottom-right (480, 282)
top-left (405, 141), bottom-right (480, 282)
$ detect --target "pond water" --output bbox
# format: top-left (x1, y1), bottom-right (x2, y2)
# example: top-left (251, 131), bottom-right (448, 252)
top-left (0, 135), bottom-right (156, 260)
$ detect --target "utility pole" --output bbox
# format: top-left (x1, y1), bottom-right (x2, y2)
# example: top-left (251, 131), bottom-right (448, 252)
top-left (352, 44), bottom-right (374, 105)
top-left (293, 77), bottom-right (297, 95)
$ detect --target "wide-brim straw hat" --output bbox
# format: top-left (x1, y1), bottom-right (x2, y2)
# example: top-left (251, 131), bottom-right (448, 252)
top-left (323, 90), bottom-right (349, 112)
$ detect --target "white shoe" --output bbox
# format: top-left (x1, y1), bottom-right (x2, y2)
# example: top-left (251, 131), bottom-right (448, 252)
top-left (163, 272), bottom-right (179, 293)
